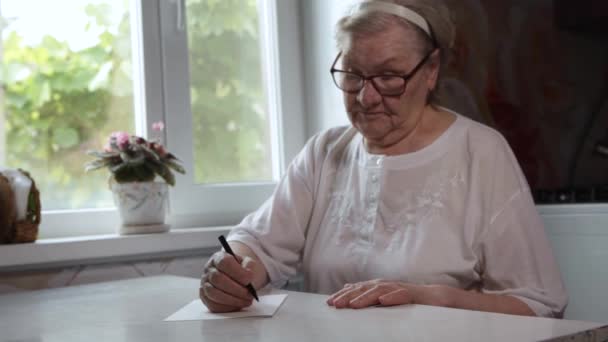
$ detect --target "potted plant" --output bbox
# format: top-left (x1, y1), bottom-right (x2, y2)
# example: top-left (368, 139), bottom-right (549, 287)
top-left (85, 122), bottom-right (185, 234)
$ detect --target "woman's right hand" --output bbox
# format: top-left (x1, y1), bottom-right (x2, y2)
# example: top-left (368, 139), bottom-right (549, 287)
top-left (199, 250), bottom-right (256, 313)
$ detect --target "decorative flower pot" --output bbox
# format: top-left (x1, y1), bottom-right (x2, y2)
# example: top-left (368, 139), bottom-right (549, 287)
top-left (111, 181), bottom-right (170, 235)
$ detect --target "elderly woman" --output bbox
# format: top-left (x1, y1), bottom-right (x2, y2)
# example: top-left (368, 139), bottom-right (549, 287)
top-left (199, 0), bottom-right (567, 318)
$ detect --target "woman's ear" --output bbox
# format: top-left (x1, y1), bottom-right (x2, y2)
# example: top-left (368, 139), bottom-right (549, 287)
top-left (426, 49), bottom-right (441, 91)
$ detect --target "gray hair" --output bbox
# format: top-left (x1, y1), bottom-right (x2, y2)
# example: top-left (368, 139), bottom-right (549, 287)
top-left (335, 0), bottom-right (456, 106)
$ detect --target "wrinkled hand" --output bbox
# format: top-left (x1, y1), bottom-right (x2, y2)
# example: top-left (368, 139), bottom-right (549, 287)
top-left (199, 251), bottom-right (257, 313)
top-left (326, 279), bottom-right (452, 309)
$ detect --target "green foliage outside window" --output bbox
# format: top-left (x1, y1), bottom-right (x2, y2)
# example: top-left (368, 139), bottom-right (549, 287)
top-left (1, 3), bottom-right (134, 210)
top-left (1, 0), bottom-right (270, 210)
top-left (187, 0), bottom-right (272, 184)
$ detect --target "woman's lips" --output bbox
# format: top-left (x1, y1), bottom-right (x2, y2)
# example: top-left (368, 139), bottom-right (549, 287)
top-left (359, 111), bottom-right (386, 118)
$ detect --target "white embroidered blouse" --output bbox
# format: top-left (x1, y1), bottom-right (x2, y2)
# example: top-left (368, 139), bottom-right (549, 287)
top-left (228, 112), bottom-right (568, 318)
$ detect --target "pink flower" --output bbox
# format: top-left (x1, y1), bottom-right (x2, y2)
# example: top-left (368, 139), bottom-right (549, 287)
top-left (152, 121), bottom-right (165, 132)
top-left (114, 132), bottom-right (130, 150)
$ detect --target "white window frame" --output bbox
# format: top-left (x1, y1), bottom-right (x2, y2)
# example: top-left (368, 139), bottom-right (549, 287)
top-left (36, 0), bottom-right (305, 238)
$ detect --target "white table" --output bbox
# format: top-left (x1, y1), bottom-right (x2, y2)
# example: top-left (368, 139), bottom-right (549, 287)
top-left (0, 275), bottom-right (605, 342)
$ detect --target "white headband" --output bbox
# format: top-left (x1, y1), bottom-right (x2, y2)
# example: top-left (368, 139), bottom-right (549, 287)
top-left (351, 2), bottom-right (432, 37)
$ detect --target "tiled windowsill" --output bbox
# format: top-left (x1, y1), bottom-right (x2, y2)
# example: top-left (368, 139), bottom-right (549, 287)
top-left (0, 226), bottom-right (230, 272)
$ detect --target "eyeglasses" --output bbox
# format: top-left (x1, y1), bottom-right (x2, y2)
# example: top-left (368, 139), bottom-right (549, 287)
top-left (330, 49), bottom-right (435, 97)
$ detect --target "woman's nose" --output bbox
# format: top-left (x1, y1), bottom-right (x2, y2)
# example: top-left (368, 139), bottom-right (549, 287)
top-left (356, 80), bottom-right (382, 108)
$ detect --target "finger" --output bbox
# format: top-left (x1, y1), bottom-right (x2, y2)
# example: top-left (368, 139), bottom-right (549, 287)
top-left (201, 252), bottom-right (226, 284)
top-left (201, 256), bottom-right (215, 280)
top-left (327, 283), bottom-right (355, 306)
top-left (241, 256), bottom-right (256, 272)
top-left (207, 267), bottom-right (252, 300)
top-left (213, 252), bottom-right (253, 286)
top-left (199, 287), bottom-right (241, 313)
top-left (349, 285), bottom-right (390, 309)
top-left (210, 248), bottom-right (244, 265)
top-left (378, 288), bottom-right (413, 307)
top-left (201, 282), bottom-right (253, 309)
top-left (332, 285), bottom-right (368, 309)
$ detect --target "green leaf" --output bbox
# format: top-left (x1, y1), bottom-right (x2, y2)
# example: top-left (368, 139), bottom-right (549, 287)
top-left (88, 61), bottom-right (113, 91)
top-left (40, 36), bottom-right (68, 58)
top-left (26, 80), bottom-right (52, 107)
top-left (132, 164), bottom-right (156, 182)
top-left (140, 144), bottom-right (161, 161)
top-left (84, 159), bottom-right (113, 172)
top-left (52, 127), bottom-right (80, 148)
top-left (80, 45), bottom-right (110, 64)
top-left (39, 81), bottom-right (52, 106)
top-left (0, 62), bottom-right (32, 84)
top-left (85, 3), bottom-right (114, 28)
top-left (5, 91), bottom-right (29, 109)
top-left (110, 163), bottom-right (128, 173)
top-left (86, 150), bottom-right (120, 158)
top-left (165, 159), bottom-right (186, 174)
top-left (110, 62), bottom-right (134, 97)
top-left (155, 163), bottom-right (176, 186)
top-left (120, 152), bottom-right (145, 166)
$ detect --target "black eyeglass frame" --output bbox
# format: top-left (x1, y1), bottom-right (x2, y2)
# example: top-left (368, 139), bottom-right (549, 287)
top-left (329, 48), bottom-right (436, 97)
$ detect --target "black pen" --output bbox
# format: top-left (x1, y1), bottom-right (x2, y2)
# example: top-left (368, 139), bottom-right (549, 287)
top-left (218, 235), bottom-right (260, 302)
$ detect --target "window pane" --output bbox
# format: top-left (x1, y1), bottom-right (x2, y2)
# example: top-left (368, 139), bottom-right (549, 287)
top-left (0, 0), bottom-right (135, 210)
top-left (186, 0), bottom-right (273, 184)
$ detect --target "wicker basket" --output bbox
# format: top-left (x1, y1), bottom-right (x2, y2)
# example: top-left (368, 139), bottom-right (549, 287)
top-left (0, 169), bottom-right (41, 244)
top-left (0, 174), bottom-right (17, 243)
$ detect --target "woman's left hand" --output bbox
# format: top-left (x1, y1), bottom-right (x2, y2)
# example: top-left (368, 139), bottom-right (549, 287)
top-left (326, 279), bottom-right (453, 309)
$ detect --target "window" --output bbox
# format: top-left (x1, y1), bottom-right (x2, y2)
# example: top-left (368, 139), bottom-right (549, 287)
top-left (0, 0), bottom-right (305, 238)
top-left (186, 0), bottom-right (275, 185)
top-left (1, 0), bottom-right (135, 211)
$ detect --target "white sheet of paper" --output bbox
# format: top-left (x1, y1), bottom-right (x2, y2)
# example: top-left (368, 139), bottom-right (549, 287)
top-left (164, 294), bottom-right (288, 321)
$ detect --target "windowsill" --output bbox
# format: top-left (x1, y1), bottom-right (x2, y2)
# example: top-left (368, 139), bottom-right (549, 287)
top-left (536, 203), bottom-right (608, 214)
top-left (0, 226), bottom-right (231, 272)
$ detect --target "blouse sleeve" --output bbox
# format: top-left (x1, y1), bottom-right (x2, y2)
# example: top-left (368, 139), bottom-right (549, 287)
top-left (478, 135), bottom-right (568, 318)
top-left (226, 132), bottom-right (322, 288)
